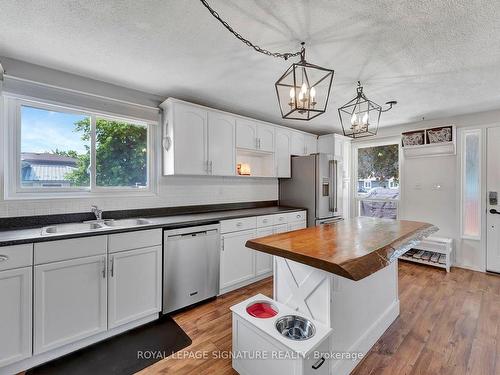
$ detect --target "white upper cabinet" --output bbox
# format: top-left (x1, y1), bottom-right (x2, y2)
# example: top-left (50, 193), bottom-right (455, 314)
top-left (208, 112), bottom-right (235, 176)
top-left (236, 119), bottom-right (258, 150)
top-left (305, 134), bottom-right (318, 155)
top-left (257, 123), bottom-right (275, 152)
top-left (236, 119), bottom-right (274, 152)
top-left (161, 98), bottom-right (319, 177)
top-left (291, 131), bottom-right (305, 156)
top-left (318, 133), bottom-right (347, 160)
top-left (163, 101), bottom-right (208, 175)
top-left (275, 129), bottom-right (291, 178)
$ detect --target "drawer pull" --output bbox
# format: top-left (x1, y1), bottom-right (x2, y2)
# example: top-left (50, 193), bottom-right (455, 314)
top-left (263, 219), bottom-right (268, 223)
top-left (0, 255), bottom-right (8, 262)
top-left (236, 222), bottom-right (243, 227)
top-left (296, 214), bottom-right (301, 218)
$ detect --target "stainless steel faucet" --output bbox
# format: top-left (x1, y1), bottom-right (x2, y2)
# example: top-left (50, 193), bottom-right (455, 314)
top-left (91, 205), bottom-right (103, 221)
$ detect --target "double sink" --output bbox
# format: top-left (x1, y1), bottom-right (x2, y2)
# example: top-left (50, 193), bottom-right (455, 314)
top-left (41, 218), bottom-right (153, 236)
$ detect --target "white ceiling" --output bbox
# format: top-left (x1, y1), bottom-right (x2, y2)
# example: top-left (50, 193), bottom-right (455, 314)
top-left (1, 0), bottom-right (500, 134)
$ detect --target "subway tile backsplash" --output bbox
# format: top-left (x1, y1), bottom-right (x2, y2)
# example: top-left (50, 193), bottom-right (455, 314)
top-left (0, 176), bottom-right (278, 218)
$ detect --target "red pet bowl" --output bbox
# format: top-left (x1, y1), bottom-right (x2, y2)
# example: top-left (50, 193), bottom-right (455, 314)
top-left (246, 301), bottom-right (278, 318)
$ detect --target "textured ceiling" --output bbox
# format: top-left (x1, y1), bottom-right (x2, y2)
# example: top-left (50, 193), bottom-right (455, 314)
top-left (1, 0), bottom-right (500, 134)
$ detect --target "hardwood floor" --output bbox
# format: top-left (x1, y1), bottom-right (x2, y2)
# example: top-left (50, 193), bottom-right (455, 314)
top-left (139, 262), bottom-right (500, 375)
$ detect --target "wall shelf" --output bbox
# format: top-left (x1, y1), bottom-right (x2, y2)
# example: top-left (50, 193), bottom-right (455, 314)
top-left (402, 125), bottom-right (456, 158)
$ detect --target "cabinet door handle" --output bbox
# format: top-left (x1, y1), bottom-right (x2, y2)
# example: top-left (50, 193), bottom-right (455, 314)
top-left (101, 257), bottom-right (106, 279)
top-left (0, 255), bottom-right (8, 262)
top-left (110, 257), bottom-right (114, 277)
top-left (490, 209), bottom-right (500, 215)
top-left (209, 160), bottom-right (213, 174)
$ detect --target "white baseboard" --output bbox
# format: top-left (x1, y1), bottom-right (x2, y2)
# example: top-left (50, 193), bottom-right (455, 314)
top-left (452, 262), bottom-right (485, 273)
top-left (219, 272), bottom-right (272, 296)
top-left (331, 300), bottom-right (400, 375)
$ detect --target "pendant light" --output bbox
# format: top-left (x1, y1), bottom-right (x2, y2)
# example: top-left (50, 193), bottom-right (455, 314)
top-left (275, 43), bottom-right (334, 121)
top-left (338, 81), bottom-right (397, 139)
top-left (200, 0), bottom-right (334, 121)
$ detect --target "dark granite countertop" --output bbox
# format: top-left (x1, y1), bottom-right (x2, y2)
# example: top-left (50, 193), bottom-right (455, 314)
top-left (0, 205), bottom-right (304, 247)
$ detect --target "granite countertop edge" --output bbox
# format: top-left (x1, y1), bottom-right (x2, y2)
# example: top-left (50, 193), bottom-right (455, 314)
top-left (0, 206), bottom-right (305, 247)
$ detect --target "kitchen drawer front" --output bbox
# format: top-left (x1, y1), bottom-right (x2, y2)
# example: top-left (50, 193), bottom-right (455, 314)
top-left (287, 210), bottom-right (306, 223)
top-left (34, 236), bottom-right (106, 265)
top-left (0, 244), bottom-right (33, 271)
top-left (256, 215), bottom-right (275, 228)
top-left (274, 214), bottom-right (288, 225)
top-left (108, 229), bottom-right (162, 254)
top-left (220, 217), bottom-right (257, 234)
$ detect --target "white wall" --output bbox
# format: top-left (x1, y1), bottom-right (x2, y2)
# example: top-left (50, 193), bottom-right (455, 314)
top-left (355, 109), bottom-right (500, 272)
top-left (0, 59), bottom-right (278, 218)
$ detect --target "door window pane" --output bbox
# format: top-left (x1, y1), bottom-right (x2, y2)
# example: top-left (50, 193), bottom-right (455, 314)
top-left (20, 106), bottom-right (90, 188)
top-left (95, 118), bottom-right (148, 188)
top-left (462, 130), bottom-right (481, 238)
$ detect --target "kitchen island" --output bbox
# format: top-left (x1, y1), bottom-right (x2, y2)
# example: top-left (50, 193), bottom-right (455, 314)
top-left (245, 217), bottom-right (438, 375)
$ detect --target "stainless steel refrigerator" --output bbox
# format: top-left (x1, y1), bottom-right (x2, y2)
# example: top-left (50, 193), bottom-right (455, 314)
top-left (279, 153), bottom-right (343, 227)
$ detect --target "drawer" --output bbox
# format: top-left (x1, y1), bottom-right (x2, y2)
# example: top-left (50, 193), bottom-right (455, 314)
top-left (287, 210), bottom-right (306, 223)
top-left (108, 229), bottom-right (162, 253)
top-left (274, 214), bottom-right (288, 225)
top-left (220, 217), bottom-right (257, 234)
top-left (257, 215), bottom-right (275, 228)
top-left (35, 236), bottom-right (106, 265)
top-left (0, 244), bottom-right (33, 271)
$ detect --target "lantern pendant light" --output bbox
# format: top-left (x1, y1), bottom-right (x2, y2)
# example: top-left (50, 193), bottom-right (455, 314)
top-left (275, 43), bottom-right (335, 121)
top-left (338, 81), bottom-right (397, 139)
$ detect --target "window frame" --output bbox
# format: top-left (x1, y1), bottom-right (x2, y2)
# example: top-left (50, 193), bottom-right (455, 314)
top-left (4, 95), bottom-right (158, 200)
top-left (352, 138), bottom-right (401, 219)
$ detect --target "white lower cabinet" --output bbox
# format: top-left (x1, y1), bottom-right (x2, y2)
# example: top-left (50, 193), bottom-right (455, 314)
top-left (220, 229), bottom-right (256, 291)
top-left (34, 254), bottom-right (108, 354)
top-left (255, 227), bottom-right (274, 276)
top-left (108, 246), bottom-right (162, 329)
top-left (288, 220), bottom-right (307, 231)
top-left (0, 266), bottom-right (32, 367)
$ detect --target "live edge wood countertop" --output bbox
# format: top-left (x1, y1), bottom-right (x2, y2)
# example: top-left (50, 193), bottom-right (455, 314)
top-left (246, 217), bottom-right (437, 281)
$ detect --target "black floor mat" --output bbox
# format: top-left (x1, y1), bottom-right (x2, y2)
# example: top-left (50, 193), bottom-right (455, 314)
top-left (27, 315), bottom-right (192, 375)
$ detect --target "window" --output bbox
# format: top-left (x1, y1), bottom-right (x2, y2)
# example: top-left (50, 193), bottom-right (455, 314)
top-left (355, 143), bottom-right (400, 219)
top-left (461, 129), bottom-right (481, 239)
top-left (7, 98), bottom-right (153, 198)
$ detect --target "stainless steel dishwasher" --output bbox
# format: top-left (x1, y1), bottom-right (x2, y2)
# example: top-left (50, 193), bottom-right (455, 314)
top-left (162, 224), bottom-right (220, 314)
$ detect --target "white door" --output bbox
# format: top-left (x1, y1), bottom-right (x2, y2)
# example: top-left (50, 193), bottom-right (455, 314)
top-left (487, 127), bottom-right (500, 273)
top-left (236, 119), bottom-right (257, 150)
top-left (220, 229), bottom-right (256, 290)
top-left (173, 103), bottom-right (208, 175)
top-left (208, 112), bottom-right (235, 176)
top-left (108, 246), bottom-right (162, 329)
top-left (34, 255), bottom-right (107, 354)
top-left (291, 132), bottom-right (305, 156)
top-left (255, 227), bottom-right (274, 276)
top-left (305, 134), bottom-right (318, 155)
top-left (0, 267), bottom-right (32, 367)
top-left (257, 124), bottom-right (275, 152)
top-left (275, 129), bottom-right (291, 178)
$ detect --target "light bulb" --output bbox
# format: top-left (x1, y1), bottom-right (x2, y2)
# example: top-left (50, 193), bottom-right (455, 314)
top-left (351, 113), bottom-right (358, 126)
top-left (310, 87), bottom-right (316, 101)
top-left (299, 90), bottom-right (304, 101)
top-left (300, 82), bottom-right (307, 95)
top-left (289, 87), bottom-right (295, 99)
top-left (362, 112), bottom-right (369, 125)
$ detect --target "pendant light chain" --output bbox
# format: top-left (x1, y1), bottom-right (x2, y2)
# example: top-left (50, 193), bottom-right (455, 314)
top-left (199, 0), bottom-right (302, 60)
